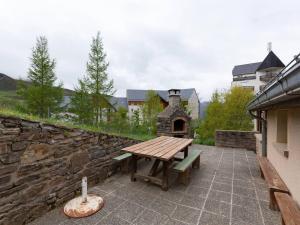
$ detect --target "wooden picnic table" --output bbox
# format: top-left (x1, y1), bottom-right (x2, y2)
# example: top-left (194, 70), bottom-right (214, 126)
top-left (122, 136), bottom-right (193, 191)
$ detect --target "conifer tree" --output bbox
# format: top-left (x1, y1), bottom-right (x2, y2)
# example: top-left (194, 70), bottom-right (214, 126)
top-left (70, 78), bottom-right (93, 124)
top-left (86, 32), bottom-right (114, 124)
top-left (18, 36), bottom-right (63, 117)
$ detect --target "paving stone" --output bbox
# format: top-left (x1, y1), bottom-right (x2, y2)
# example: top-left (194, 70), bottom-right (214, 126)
top-left (102, 193), bottom-right (125, 212)
top-left (204, 199), bottom-right (230, 218)
top-left (232, 194), bottom-right (259, 209)
top-left (171, 205), bottom-right (200, 225)
top-left (211, 182), bottom-right (232, 193)
top-left (75, 208), bottom-right (108, 225)
top-left (59, 220), bottom-right (79, 225)
top-left (133, 209), bottom-right (168, 225)
top-left (97, 213), bottom-right (131, 225)
top-left (130, 190), bottom-right (156, 206)
top-left (259, 200), bottom-right (281, 225)
top-left (198, 211), bottom-right (230, 225)
top-left (164, 219), bottom-right (189, 225)
top-left (97, 180), bottom-right (124, 193)
top-left (113, 201), bottom-right (143, 222)
top-left (231, 205), bottom-right (263, 225)
top-left (186, 185), bottom-right (209, 198)
top-left (180, 194), bottom-right (205, 209)
top-left (207, 190), bottom-right (231, 203)
top-left (149, 198), bottom-right (177, 216)
top-left (213, 176), bottom-right (232, 185)
top-left (233, 186), bottom-right (256, 198)
top-left (233, 179), bottom-right (254, 189)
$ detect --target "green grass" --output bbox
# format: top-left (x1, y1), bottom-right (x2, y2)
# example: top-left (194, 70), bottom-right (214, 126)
top-left (0, 108), bottom-right (154, 141)
top-left (193, 138), bottom-right (215, 146)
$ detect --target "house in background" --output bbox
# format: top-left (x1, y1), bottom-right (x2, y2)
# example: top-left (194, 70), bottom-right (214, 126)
top-left (248, 53), bottom-right (300, 206)
top-left (124, 88), bottom-right (200, 120)
top-left (231, 43), bottom-right (285, 94)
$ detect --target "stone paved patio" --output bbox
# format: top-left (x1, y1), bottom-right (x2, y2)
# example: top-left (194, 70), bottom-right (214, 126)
top-left (28, 145), bottom-right (281, 225)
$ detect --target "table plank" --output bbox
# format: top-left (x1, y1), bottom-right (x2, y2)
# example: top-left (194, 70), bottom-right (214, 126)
top-left (160, 139), bottom-right (193, 160)
top-left (122, 136), bottom-right (193, 161)
top-left (133, 137), bottom-right (177, 155)
top-left (153, 139), bottom-right (190, 159)
top-left (142, 138), bottom-right (184, 156)
top-left (122, 136), bottom-right (167, 152)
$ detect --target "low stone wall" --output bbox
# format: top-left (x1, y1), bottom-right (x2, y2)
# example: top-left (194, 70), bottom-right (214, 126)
top-left (0, 115), bottom-right (139, 225)
top-left (215, 130), bottom-right (257, 151)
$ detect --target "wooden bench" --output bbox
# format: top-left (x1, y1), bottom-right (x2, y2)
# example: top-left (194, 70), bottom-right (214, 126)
top-left (173, 150), bottom-right (202, 185)
top-left (257, 156), bottom-right (290, 210)
top-left (113, 153), bottom-right (132, 173)
top-left (274, 192), bottom-right (300, 225)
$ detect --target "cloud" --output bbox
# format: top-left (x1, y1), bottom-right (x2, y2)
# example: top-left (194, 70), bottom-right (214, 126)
top-left (0, 0), bottom-right (299, 100)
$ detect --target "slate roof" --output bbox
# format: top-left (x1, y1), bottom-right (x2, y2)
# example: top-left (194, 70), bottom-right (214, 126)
top-left (232, 51), bottom-right (285, 76)
top-left (109, 97), bottom-right (128, 109)
top-left (232, 62), bottom-right (262, 76)
top-left (257, 51), bottom-right (285, 71)
top-left (126, 88), bottom-right (195, 102)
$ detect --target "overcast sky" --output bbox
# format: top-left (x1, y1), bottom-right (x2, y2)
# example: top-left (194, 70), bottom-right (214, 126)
top-left (0, 0), bottom-right (299, 101)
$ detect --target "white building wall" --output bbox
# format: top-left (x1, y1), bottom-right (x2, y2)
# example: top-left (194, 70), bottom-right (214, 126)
top-left (128, 104), bottom-right (143, 120)
top-left (267, 108), bottom-right (300, 206)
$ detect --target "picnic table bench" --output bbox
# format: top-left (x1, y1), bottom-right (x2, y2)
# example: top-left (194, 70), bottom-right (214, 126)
top-left (257, 156), bottom-right (290, 210)
top-left (122, 136), bottom-right (194, 190)
top-left (274, 192), bottom-right (300, 225)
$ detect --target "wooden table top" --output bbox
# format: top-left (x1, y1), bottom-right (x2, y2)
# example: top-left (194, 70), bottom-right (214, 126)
top-left (122, 136), bottom-right (193, 161)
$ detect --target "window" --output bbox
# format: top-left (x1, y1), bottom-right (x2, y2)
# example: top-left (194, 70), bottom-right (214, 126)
top-left (276, 110), bottom-right (288, 143)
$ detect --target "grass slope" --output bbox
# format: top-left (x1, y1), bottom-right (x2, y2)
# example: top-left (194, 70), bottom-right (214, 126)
top-left (0, 108), bottom-right (154, 141)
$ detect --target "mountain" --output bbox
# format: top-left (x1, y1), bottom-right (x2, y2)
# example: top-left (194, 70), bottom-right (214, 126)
top-left (200, 101), bottom-right (209, 119)
top-left (0, 73), bottom-right (74, 95)
top-left (0, 73), bottom-right (17, 91)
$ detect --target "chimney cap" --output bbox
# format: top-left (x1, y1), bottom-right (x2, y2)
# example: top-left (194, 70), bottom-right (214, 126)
top-left (168, 89), bottom-right (181, 95)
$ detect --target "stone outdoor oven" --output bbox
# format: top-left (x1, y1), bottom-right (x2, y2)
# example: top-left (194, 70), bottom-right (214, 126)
top-left (157, 89), bottom-right (191, 138)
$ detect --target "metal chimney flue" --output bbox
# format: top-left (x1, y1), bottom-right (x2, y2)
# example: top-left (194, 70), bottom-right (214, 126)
top-left (267, 42), bottom-right (272, 52)
top-left (168, 89), bottom-right (181, 107)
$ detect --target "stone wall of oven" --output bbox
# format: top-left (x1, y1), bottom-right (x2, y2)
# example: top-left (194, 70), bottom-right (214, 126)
top-left (215, 130), bottom-right (257, 151)
top-left (0, 115), bottom-right (139, 225)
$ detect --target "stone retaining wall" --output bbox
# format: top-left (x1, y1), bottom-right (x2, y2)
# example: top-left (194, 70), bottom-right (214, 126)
top-left (0, 115), bottom-right (139, 225)
top-left (215, 130), bottom-right (257, 151)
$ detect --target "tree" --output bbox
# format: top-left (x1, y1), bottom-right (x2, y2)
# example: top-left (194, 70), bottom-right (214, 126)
top-left (70, 78), bottom-right (93, 124)
top-left (142, 90), bottom-right (163, 134)
top-left (110, 107), bottom-right (129, 133)
top-left (86, 32), bottom-right (114, 125)
top-left (197, 91), bottom-right (224, 140)
top-left (18, 36), bottom-right (63, 117)
top-left (196, 86), bottom-right (254, 141)
top-left (222, 86), bottom-right (254, 130)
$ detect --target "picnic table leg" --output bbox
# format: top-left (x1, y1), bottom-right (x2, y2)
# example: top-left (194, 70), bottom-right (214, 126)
top-left (131, 155), bottom-right (137, 182)
top-left (184, 147), bottom-right (188, 158)
top-left (162, 161), bottom-right (170, 191)
top-left (149, 159), bottom-right (160, 176)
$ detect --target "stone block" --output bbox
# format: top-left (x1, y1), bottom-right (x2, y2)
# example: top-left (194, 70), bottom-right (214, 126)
top-left (0, 152), bottom-right (20, 164)
top-left (17, 163), bottom-right (43, 176)
top-left (0, 143), bottom-right (9, 155)
top-left (0, 175), bottom-right (11, 186)
top-left (12, 142), bottom-right (28, 151)
top-left (0, 135), bottom-right (16, 142)
top-left (0, 128), bottom-right (20, 135)
top-left (70, 151), bottom-right (89, 173)
top-left (20, 143), bottom-right (53, 164)
top-left (0, 165), bottom-right (17, 176)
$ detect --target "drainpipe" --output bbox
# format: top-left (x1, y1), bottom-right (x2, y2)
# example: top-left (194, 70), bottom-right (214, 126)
top-left (249, 110), bottom-right (267, 157)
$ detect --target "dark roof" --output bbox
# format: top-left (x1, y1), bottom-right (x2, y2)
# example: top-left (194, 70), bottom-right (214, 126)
top-left (109, 97), bottom-right (128, 109)
top-left (232, 62), bottom-right (262, 76)
top-left (232, 51), bottom-right (285, 76)
top-left (126, 88), bottom-right (195, 102)
top-left (257, 51), bottom-right (285, 71)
